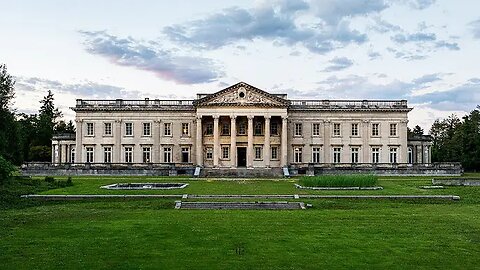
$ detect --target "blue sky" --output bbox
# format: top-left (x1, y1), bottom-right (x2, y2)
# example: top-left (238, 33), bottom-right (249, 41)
top-left (1, 0), bottom-right (480, 130)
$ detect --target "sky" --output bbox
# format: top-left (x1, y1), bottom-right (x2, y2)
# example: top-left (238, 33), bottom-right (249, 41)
top-left (1, 0), bottom-right (480, 131)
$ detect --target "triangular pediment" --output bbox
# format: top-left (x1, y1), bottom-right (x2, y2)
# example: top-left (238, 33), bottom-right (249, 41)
top-left (194, 82), bottom-right (289, 107)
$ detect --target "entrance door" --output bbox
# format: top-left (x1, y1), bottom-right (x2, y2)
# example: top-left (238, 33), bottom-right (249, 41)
top-left (237, 147), bottom-right (247, 167)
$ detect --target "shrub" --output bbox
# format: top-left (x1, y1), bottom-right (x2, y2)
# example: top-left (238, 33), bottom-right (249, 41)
top-left (44, 176), bottom-right (55, 183)
top-left (0, 155), bottom-right (16, 185)
top-left (66, 176), bottom-right (73, 186)
top-left (299, 174), bottom-right (378, 187)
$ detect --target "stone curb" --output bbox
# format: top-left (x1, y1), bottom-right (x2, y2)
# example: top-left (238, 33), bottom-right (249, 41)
top-left (294, 184), bottom-right (383, 190)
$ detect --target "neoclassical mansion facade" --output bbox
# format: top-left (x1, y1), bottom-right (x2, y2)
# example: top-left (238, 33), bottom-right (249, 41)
top-left (52, 82), bottom-right (432, 171)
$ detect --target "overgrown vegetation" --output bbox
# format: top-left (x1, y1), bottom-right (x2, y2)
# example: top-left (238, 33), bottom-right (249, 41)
top-left (299, 174), bottom-right (378, 187)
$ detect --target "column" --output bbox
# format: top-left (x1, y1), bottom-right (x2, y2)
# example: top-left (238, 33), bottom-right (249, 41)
top-left (75, 120), bottom-right (83, 163)
top-left (230, 115), bottom-right (237, 168)
top-left (362, 120), bottom-right (369, 163)
top-left (115, 120), bottom-right (122, 163)
top-left (281, 116), bottom-right (288, 167)
top-left (196, 116), bottom-right (203, 166)
top-left (153, 119), bottom-right (161, 163)
top-left (247, 115), bottom-right (254, 168)
top-left (213, 115), bottom-right (219, 168)
top-left (323, 121), bottom-right (331, 164)
top-left (264, 116), bottom-right (271, 168)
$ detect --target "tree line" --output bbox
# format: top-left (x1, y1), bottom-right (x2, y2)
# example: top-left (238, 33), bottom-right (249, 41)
top-left (0, 64), bottom-right (73, 165)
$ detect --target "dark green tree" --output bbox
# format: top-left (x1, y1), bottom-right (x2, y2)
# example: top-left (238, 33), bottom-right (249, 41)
top-left (34, 90), bottom-right (62, 147)
top-left (17, 113), bottom-right (38, 161)
top-left (54, 120), bottom-right (76, 134)
top-left (412, 125), bottom-right (424, 136)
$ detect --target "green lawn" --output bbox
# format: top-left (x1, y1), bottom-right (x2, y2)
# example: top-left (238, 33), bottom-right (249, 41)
top-left (1, 175), bottom-right (480, 269)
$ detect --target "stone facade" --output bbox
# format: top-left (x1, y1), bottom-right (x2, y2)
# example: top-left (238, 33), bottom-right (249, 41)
top-left (53, 82), bottom-right (431, 170)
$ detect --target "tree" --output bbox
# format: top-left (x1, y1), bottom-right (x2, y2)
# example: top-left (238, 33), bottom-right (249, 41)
top-left (54, 120), bottom-right (75, 134)
top-left (34, 90), bottom-right (62, 147)
top-left (412, 125), bottom-right (424, 136)
top-left (0, 64), bottom-right (22, 164)
top-left (430, 114), bottom-right (461, 163)
top-left (17, 113), bottom-right (38, 161)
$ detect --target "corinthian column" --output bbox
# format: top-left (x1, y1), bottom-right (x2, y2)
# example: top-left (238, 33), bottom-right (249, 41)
top-left (196, 116), bottom-right (203, 166)
top-left (247, 115), bottom-right (254, 168)
top-left (230, 115), bottom-right (237, 168)
top-left (264, 116), bottom-right (271, 168)
top-left (281, 116), bottom-right (288, 167)
top-left (213, 115), bottom-right (219, 168)
top-left (75, 119), bottom-right (83, 163)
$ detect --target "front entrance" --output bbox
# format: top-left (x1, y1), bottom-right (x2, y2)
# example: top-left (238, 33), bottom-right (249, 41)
top-left (237, 147), bottom-right (247, 167)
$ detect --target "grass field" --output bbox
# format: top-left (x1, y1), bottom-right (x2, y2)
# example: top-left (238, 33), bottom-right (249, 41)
top-left (1, 175), bottom-right (480, 269)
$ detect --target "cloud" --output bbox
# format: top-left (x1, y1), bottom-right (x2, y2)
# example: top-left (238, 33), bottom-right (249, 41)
top-left (79, 31), bottom-right (224, 84)
top-left (411, 73), bottom-right (442, 85)
top-left (369, 16), bottom-right (402, 33)
top-left (391, 32), bottom-right (436, 43)
top-left (469, 18), bottom-right (480, 39)
top-left (163, 0), bottom-right (387, 54)
top-left (392, 0), bottom-right (436, 10)
top-left (323, 57), bottom-right (353, 72)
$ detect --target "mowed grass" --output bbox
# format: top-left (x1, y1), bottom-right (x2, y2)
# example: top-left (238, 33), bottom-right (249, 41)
top-left (299, 174), bottom-right (378, 187)
top-left (1, 175), bottom-right (480, 269)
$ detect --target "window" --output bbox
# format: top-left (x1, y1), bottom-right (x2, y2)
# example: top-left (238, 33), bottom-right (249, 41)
top-left (372, 147), bottom-right (380, 164)
top-left (206, 147), bottom-right (213, 160)
top-left (163, 147), bottom-right (172, 163)
top-left (104, 123), bottom-right (112, 136)
top-left (333, 123), bottom-right (341, 136)
top-left (143, 123), bottom-right (151, 136)
top-left (124, 147), bottom-right (133, 163)
top-left (86, 123), bottom-right (94, 136)
top-left (372, 123), bottom-right (380, 137)
top-left (351, 147), bottom-right (359, 163)
top-left (390, 147), bottom-right (398, 163)
top-left (255, 146), bottom-right (263, 160)
top-left (254, 121), bottom-right (263, 135)
top-left (164, 123), bottom-right (172, 136)
top-left (222, 146), bottom-right (230, 159)
top-left (143, 147), bottom-right (151, 163)
top-left (181, 147), bottom-right (190, 163)
top-left (333, 147), bottom-right (341, 163)
top-left (221, 123), bottom-right (230, 136)
top-left (125, 123), bottom-right (133, 136)
top-left (294, 147), bottom-right (303, 163)
top-left (270, 122), bottom-right (278, 136)
top-left (104, 146), bottom-right (112, 163)
top-left (408, 147), bottom-right (413, 164)
top-left (70, 148), bottom-right (75, 163)
top-left (351, 123), bottom-right (359, 136)
top-left (390, 123), bottom-right (397, 136)
top-left (294, 123), bottom-right (302, 136)
top-left (312, 123), bottom-right (321, 136)
top-left (86, 146), bottom-right (94, 163)
top-left (271, 146), bottom-right (278, 160)
top-left (182, 123), bottom-right (190, 136)
top-left (312, 147), bottom-right (321, 163)
top-left (238, 122), bottom-right (246, 135)
top-left (205, 123), bottom-right (213, 135)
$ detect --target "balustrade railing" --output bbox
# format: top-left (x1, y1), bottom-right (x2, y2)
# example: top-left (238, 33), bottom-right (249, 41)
top-left (75, 99), bottom-right (195, 108)
top-left (289, 99), bottom-right (408, 108)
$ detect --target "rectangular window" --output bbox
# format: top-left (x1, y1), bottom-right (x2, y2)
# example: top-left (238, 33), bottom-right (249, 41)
top-left (103, 146), bottom-right (112, 163)
top-left (351, 123), bottom-right (359, 136)
top-left (86, 146), bottom-right (94, 163)
top-left (372, 123), bottom-right (380, 137)
top-left (205, 123), bottom-right (213, 135)
top-left (206, 147), bottom-right (213, 160)
top-left (294, 147), bottom-right (303, 163)
top-left (125, 123), bottom-right (133, 136)
top-left (271, 146), bottom-right (278, 160)
top-left (312, 147), bottom-right (321, 163)
top-left (390, 123), bottom-right (397, 136)
top-left (312, 123), bottom-right (321, 136)
top-left (254, 121), bottom-right (263, 136)
top-left (71, 148), bottom-right (75, 163)
top-left (163, 147), bottom-right (172, 163)
top-left (181, 147), bottom-right (190, 163)
top-left (143, 147), bottom-right (151, 163)
top-left (270, 122), bottom-right (278, 136)
top-left (164, 123), bottom-right (172, 136)
top-left (124, 147), bottom-right (133, 163)
top-left (333, 147), bottom-right (341, 163)
top-left (351, 147), bottom-right (359, 163)
top-left (222, 146), bottom-right (230, 159)
top-left (372, 147), bottom-right (380, 164)
top-left (143, 123), bottom-right (151, 136)
top-left (390, 147), bottom-right (398, 163)
top-left (104, 123), bottom-right (112, 136)
top-left (182, 123), bottom-right (190, 136)
top-left (238, 122), bottom-right (246, 135)
top-left (255, 146), bottom-right (262, 160)
top-left (333, 123), bottom-right (341, 136)
top-left (408, 147), bottom-right (413, 164)
top-left (221, 123), bottom-right (230, 136)
top-left (86, 123), bottom-right (94, 136)
top-left (294, 123), bottom-right (302, 137)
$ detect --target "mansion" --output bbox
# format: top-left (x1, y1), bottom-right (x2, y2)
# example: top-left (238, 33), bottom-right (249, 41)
top-left (51, 82), bottom-right (434, 174)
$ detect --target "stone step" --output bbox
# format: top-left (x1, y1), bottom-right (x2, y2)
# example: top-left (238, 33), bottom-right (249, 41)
top-left (176, 201), bottom-right (306, 210)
